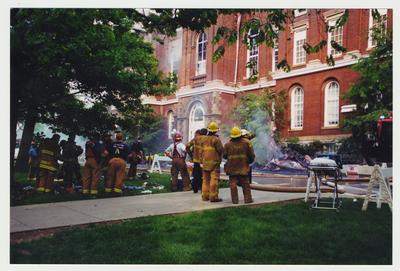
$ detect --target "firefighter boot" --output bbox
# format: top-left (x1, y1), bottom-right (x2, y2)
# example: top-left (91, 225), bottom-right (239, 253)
top-left (241, 176), bottom-right (253, 203)
top-left (229, 176), bottom-right (239, 204)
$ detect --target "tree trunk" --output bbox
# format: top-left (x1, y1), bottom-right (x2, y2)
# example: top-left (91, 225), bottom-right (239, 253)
top-left (15, 115), bottom-right (37, 172)
top-left (10, 115), bottom-right (18, 185)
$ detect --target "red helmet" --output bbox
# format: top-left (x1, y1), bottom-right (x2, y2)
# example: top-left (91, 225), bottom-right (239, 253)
top-left (174, 132), bottom-right (182, 141)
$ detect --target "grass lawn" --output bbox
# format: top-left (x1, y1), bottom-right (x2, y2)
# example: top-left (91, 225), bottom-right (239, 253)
top-left (10, 199), bottom-right (392, 264)
top-left (12, 171), bottom-right (230, 206)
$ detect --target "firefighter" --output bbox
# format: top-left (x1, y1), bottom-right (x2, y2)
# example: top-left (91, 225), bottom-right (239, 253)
top-left (165, 132), bottom-right (191, 192)
top-left (27, 140), bottom-right (40, 184)
top-left (127, 136), bottom-right (144, 180)
top-left (82, 134), bottom-right (102, 195)
top-left (200, 122), bottom-right (224, 202)
top-left (241, 129), bottom-right (256, 184)
top-left (100, 133), bottom-right (113, 179)
top-left (37, 134), bottom-right (61, 193)
top-left (223, 127), bottom-right (255, 204)
top-left (186, 128), bottom-right (207, 193)
top-left (61, 136), bottom-right (83, 193)
top-left (105, 133), bottom-right (130, 195)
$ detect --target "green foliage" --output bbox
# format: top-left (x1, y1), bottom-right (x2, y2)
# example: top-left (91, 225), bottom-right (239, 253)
top-left (11, 8), bottom-right (175, 137)
top-left (343, 13), bottom-right (392, 140)
top-left (131, 9), bottom-right (349, 73)
top-left (287, 140), bottom-right (323, 157)
top-left (12, 172), bottom-right (172, 206)
top-left (232, 89), bottom-right (287, 163)
top-left (11, 200), bottom-right (392, 264)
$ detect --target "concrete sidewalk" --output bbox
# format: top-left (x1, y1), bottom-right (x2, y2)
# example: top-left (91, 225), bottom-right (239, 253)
top-left (11, 188), bottom-right (302, 233)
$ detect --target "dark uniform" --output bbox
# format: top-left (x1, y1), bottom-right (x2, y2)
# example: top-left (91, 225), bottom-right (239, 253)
top-left (62, 139), bottom-right (83, 192)
top-left (128, 140), bottom-right (144, 179)
top-left (37, 136), bottom-right (61, 192)
top-left (82, 139), bottom-right (101, 195)
top-left (200, 134), bottom-right (223, 202)
top-left (223, 137), bottom-right (255, 204)
top-left (106, 140), bottom-right (130, 194)
top-left (186, 134), bottom-right (204, 193)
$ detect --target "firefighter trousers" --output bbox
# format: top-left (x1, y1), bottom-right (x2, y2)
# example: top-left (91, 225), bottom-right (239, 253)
top-left (229, 175), bottom-right (253, 204)
top-left (82, 158), bottom-right (101, 194)
top-left (37, 169), bottom-right (56, 192)
top-left (106, 158), bottom-right (127, 194)
top-left (63, 161), bottom-right (78, 189)
top-left (192, 162), bottom-right (202, 193)
top-left (128, 162), bottom-right (138, 179)
top-left (171, 157), bottom-right (191, 191)
top-left (202, 167), bottom-right (220, 202)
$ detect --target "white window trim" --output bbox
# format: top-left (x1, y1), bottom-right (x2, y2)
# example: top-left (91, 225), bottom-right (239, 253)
top-left (290, 86), bottom-right (304, 130)
top-left (368, 9), bottom-right (388, 49)
top-left (188, 103), bottom-right (205, 140)
top-left (324, 81), bottom-right (340, 127)
top-left (294, 9), bottom-right (307, 17)
top-left (327, 19), bottom-right (344, 57)
top-left (196, 32), bottom-right (207, 76)
top-left (167, 111), bottom-right (174, 139)
top-left (293, 29), bottom-right (307, 65)
top-left (246, 30), bottom-right (259, 78)
top-left (271, 36), bottom-right (279, 73)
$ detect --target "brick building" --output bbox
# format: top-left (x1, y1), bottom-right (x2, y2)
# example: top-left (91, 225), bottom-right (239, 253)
top-left (143, 9), bottom-right (392, 151)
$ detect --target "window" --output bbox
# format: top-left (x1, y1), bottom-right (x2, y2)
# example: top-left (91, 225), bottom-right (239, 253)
top-left (324, 81), bottom-right (340, 127)
top-left (246, 29), bottom-right (259, 78)
top-left (294, 9), bottom-right (307, 17)
top-left (196, 32), bottom-right (207, 75)
top-left (291, 86), bottom-right (304, 129)
top-left (167, 111), bottom-right (174, 139)
top-left (272, 37), bottom-right (279, 72)
top-left (293, 29), bottom-right (307, 65)
top-left (368, 9), bottom-right (387, 48)
top-left (188, 103), bottom-right (205, 140)
top-left (327, 20), bottom-right (344, 56)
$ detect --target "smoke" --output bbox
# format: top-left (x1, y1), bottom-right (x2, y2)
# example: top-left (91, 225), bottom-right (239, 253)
top-left (245, 107), bottom-right (282, 165)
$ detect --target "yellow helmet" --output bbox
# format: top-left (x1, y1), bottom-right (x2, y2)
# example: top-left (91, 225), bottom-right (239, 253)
top-left (230, 127), bottom-right (242, 138)
top-left (207, 121), bottom-right (219, 132)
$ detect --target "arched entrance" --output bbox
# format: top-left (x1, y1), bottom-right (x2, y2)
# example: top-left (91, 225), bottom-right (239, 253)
top-left (188, 103), bottom-right (205, 140)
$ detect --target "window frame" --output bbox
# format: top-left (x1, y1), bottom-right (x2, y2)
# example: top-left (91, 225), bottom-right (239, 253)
top-left (167, 111), bottom-right (174, 139)
top-left (327, 19), bottom-right (344, 57)
top-left (196, 32), bottom-right (207, 76)
top-left (368, 9), bottom-right (388, 49)
top-left (271, 35), bottom-right (279, 72)
top-left (246, 29), bottom-right (259, 78)
top-left (188, 103), bottom-right (205, 140)
top-left (290, 86), bottom-right (304, 130)
top-left (293, 29), bottom-right (307, 65)
top-left (294, 9), bottom-right (307, 17)
top-left (324, 81), bottom-right (340, 127)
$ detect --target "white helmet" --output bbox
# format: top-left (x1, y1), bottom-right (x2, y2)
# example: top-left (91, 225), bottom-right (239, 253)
top-left (241, 129), bottom-right (249, 136)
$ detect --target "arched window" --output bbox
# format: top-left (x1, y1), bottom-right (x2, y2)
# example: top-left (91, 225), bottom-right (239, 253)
top-left (167, 111), bottom-right (174, 139)
top-left (188, 103), bottom-right (205, 140)
top-left (246, 29), bottom-right (259, 78)
top-left (324, 81), bottom-right (340, 127)
top-left (291, 86), bottom-right (304, 129)
top-left (196, 32), bottom-right (207, 75)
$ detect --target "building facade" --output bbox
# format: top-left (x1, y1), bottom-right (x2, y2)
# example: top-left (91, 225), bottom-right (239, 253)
top-left (143, 9), bottom-right (392, 151)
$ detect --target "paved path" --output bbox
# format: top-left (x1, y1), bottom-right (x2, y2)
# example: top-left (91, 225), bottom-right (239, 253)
top-left (11, 188), bottom-right (302, 233)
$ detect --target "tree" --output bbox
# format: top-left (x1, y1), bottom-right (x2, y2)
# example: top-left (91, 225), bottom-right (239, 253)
top-left (11, 9), bottom-right (175, 172)
top-left (343, 11), bottom-right (392, 141)
top-left (231, 89), bottom-right (287, 164)
top-left (133, 9), bottom-right (349, 82)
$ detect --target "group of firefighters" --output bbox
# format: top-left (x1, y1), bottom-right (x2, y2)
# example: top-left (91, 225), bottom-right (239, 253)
top-left (165, 121), bottom-right (256, 204)
top-left (27, 132), bottom-right (144, 196)
top-left (27, 120), bottom-right (256, 204)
